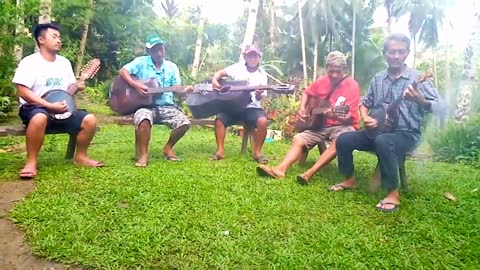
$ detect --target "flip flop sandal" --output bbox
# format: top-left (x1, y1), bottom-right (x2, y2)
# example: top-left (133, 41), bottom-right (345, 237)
top-left (253, 155), bottom-right (269, 164)
top-left (296, 174), bottom-right (310, 185)
top-left (134, 161), bottom-right (148, 167)
top-left (328, 184), bottom-right (353, 192)
top-left (19, 168), bottom-right (37, 180)
top-left (376, 201), bottom-right (399, 213)
top-left (164, 154), bottom-right (180, 161)
top-left (209, 153), bottom-right (224, 161)
top-left (256, 165), bottom-right (279, 178)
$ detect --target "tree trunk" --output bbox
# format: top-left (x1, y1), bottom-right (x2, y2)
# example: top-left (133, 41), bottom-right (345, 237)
top-left (432, 47), bottom-right (438, 87)
top-left (312, 39), bottom-right (318, 81)
top-left (412, 35), bottom-right (417, 68)
top-left (38, 0), bottom-right (52, 23)
top-left (351, 2), bottom-right (356, 78)
top-left (298, 0), bottom-right (307, 87)
top-left (239, 0), bottom-right (260, 62)
top-left (191, 15), bottom-right (206, 78)
top-left (75, 0), bottom-right (94, 77)
top-left (14, 0), bottom-right (23, 62)
top-left (269, 0), bottom-right (276, 50)
top-left (36, 0), bottom-right (52, 52)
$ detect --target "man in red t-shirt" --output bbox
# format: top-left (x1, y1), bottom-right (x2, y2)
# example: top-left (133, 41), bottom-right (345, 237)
top-left (257, 51), bottom-right (360, 183)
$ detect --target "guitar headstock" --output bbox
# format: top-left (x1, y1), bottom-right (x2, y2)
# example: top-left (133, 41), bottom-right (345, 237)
top-left (79, 58), bottom-right (101, 81)
top-left (417, 69), bottom-right (434, 84)
top-left (271, 84), bottom-right (296, 94)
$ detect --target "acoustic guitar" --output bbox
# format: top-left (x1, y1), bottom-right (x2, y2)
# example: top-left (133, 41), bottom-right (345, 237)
top-left (41, 58), bottom-right (100, 121)
top-left (294, 98), bottom-right (350, 132)
top-left (186, 79), bottom-right (296, 119)
top-left (365, 70), bottom-right (433, 139)
top-left (109, 76), bottom-right (295, 117)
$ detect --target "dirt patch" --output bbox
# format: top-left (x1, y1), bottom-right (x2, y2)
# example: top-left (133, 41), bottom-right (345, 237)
top-left (0, 180), bottom-right (82, 270)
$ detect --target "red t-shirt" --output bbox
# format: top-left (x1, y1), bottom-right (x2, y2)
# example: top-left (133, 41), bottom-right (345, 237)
top-left (305, 75), bottom-right (360, 130)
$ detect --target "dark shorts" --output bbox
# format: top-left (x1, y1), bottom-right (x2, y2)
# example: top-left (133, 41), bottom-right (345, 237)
top-left (217, 108), bottom-right (267, 128)
top-left (19, 104), bottom-right (89, 134)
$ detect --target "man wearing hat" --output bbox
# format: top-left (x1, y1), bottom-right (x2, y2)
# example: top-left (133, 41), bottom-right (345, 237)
top-left (209, 44), bottom-right (269, 163)
top-left (119, 34), bottom-right (193, 166)
top-left (256, 51), bottom-right (360, 182)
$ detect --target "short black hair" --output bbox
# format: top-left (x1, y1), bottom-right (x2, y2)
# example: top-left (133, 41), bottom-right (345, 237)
top-left (33, 23), bottom-right (61, 46)
top-left (383, 33), bottom-right (410, 53)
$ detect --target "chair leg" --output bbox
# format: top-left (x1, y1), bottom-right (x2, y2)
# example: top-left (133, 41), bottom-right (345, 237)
top-left (369, 162), bottom-right (382, 193)
top-left (318, 141), bottom-right (327, 154)
top-left (399, 155), bottom-right (408, 191)
top-left (65, 133), bottom-right (76, 159)
top-left (241, 125), bottom-right (253, 154)
top-left (297, 148), bottom-right (308, 166)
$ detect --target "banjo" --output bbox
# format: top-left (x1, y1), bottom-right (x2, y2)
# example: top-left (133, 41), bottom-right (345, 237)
top-left (41, 58), bottom-right (100, 121)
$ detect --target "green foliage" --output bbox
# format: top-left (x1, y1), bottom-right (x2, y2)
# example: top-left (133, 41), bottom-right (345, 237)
top-left (84, 80), bottom-right (113, 104)
top-left (427, 115), bottom-right (480, 165)
top-left (1, 126), bottom-right (479, 268)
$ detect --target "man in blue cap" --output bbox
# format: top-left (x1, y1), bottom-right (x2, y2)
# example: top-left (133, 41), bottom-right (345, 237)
top-left (119, 34), bottom-right (193, 167)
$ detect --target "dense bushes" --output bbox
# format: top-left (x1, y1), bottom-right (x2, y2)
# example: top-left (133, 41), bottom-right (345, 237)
top-left (428, 115), bottom-right (480, 166)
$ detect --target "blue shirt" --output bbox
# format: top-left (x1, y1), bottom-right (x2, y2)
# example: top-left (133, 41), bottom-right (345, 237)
top-left (362, 66), bottom-right (444, 143)
top-left (122, 56), bottom-right (181, 106)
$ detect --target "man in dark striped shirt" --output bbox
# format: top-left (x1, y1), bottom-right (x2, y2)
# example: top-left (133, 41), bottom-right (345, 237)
top-left (329, 33), bottom-right (443, 212)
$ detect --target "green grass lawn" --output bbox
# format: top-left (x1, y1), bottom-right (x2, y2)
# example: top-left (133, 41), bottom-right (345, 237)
top-left (1, 125), bottom-right (479, 269)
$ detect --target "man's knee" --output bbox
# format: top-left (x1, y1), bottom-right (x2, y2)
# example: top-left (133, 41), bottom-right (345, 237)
top-left (373, 134), bottom-right (391, 149)
top-left (336, 132), bottom-right (355, 150)
top-left (138, 119), bottom-right (152, 129)
top-left (28, 113), bottom-right (48, 129)
top-left (256, 117), bottom-right (268, 128)
top-left (81, 114), bottom-right (97, 128)
top-left (292, 135), bottom-right (307, 148)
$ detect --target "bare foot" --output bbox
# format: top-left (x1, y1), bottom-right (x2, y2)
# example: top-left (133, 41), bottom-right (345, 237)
top-left (74, 157), bottom-right (105, 167)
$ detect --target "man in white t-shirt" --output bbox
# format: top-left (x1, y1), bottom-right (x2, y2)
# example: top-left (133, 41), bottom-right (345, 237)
top-left (209, 44), bottom-right (269, 163)
top-left (12, 23), bottom-right (103, 179)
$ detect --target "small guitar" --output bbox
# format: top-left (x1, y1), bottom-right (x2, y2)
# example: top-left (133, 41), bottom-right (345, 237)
top-left (295, 98), bottom-right (350, 132)
top-left (41, 58), bottom-right (101, 121)
top-left (365, 70), bottom-right (433, 139)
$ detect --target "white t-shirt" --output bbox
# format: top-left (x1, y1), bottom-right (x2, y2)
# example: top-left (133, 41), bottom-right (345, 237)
top-left (224, 63), bottom-right (268, 109)
top-left (12, 52), bottom-right (76, 105)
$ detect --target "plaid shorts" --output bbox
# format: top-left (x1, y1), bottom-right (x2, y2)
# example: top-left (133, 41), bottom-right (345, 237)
top-left (133, 106), bottom-right (191, 129)
top-left (295, 125), bottom-right (355, 149)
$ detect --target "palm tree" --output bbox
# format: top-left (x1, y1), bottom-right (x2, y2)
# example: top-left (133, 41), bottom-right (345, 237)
top-left (191, 6), bottom-right (205, 78)
top-left (161, 0), bottom-right (179, 19)
top-left (75, 0), bottom-right (94, 77)
top-left (239, 0), bottom-right (261, 62)
top-left (14, 0), bottom-right (23, 62)
top-left (298, 0), bottom-right (307, 86)
top-left (38, 0), bottom-right (51, 24)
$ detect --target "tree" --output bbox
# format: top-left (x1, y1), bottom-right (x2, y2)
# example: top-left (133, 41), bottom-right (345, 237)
top-left (239, 0), bottom-right (260, 62)
top-left (191, 6), bottom-right (205, 78)
top-left (298, 0), bottom-right (307, 86)
top-left (75, 0), bottom-right (94, 77)
top-left (161, 0), bottom-right (179, 19)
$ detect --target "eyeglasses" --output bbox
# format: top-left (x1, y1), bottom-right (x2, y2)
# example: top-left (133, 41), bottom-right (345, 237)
top-left (385, 49), bottom-right (409, 56)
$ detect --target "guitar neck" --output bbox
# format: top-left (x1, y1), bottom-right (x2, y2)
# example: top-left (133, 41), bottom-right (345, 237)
top-left (226, 85), bottom-right (273, 91)
top-left (388, 80), bottom-right (420, 110)
top-left (148, 85), bottom-right (184, 94)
